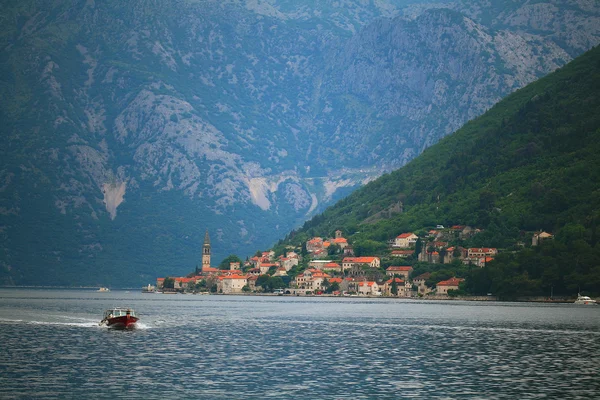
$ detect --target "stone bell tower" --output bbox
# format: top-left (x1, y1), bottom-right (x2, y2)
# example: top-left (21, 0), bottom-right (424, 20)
top-left (202, 230), bottom-right (211, 269)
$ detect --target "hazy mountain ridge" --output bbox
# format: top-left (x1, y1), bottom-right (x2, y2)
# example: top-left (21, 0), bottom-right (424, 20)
top-left (1, 0), bottom-right (599, 286)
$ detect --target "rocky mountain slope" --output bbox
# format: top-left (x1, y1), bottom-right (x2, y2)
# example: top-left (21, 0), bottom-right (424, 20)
top-left (0, 0), bottom-right (599, 286)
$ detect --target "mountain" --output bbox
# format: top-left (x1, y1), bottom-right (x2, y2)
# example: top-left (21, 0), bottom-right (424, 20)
top-left (1, 0), bottom-right (599, 286)
top-left (284, 45), bottom-right (600, 296)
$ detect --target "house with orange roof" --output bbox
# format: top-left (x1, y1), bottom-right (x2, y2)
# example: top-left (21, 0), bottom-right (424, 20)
top-left (357, 281), bottom-right (381, 296)
top-left (306, 237), bottom-right (324, 253)
top-left (382, 277), bottom-right (405, 296)
top-left (436, 277), bottom-right (464, 295)
top-left (331, 237), bottom-right (349, 249)
top-left (259, 262), bottom-right (280, 275)
top-left (312, 248), bottom-right (329, 259)
top-left (292, 269), bottom-right (330, 292)
top-left (394, 233), bottom-right (418, 248)
top-left (385, 266), bottom-right (413, 279)
top-left (323, 262), bottom-right (342, 273)
top-left (342, 256), bottom-right (380, 270)
top-left (250, 256), bottom-right (261, 267)
top-left (532, 231), bottom-right (553, 246)
top-left (443, 247), bottom-right (456, 264)
top-left (201, 266), bottom-right (220, 274)
top-left (419, 250), bottom-right (440, 264)
top-left (174, 277), bottom-right (196, 290)
top-left (273, 267), bottom-right (288, 277)
top-left (218, 274), bottom-right (248, 294)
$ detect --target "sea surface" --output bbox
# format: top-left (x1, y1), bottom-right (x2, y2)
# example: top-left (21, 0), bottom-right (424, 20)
top-left (0, 289), bottom-right (599, 399)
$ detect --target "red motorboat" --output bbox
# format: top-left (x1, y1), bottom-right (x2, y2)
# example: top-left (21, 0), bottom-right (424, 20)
top-left (100, 307), bottom-right (139, 329)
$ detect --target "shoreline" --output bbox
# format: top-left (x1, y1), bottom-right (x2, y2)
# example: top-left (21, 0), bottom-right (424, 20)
top-left (0, 286), bottom-right (589, 303)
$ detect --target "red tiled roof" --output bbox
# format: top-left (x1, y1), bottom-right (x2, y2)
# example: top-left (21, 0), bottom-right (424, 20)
top-left (396, 233), bottom-right (415, 239)
top-left (221, 275), bottom-right (247, 280)
top-left (386, 278), bottom-right (405, 284)
top-left (343, 257), bottom-right (378, 263)
top-left (437, 277), bottom-right (464, 287)
top-left (386, 266), bottom-right (413, 271)
top-left (358, 281), bottom-right (377, 287)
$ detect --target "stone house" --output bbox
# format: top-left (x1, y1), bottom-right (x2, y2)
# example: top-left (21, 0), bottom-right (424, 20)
top-left (413, 272), bottom-right (432, 295)
top-left (436, 277), bottom-right (464, 295)
top-left (322, 262), bottom-right (342, 273)
top-left (219, 274), bottom-right (248, 294)
top-left (385, 266), bottom-right (413, 280)
top-left (382, 277), bottom-right (405, 296)
top-left (293, 269), bottom-right (330, 291)
top-left (342, 256), bottom-right (381, 270)
top-left (394, 233), bottom-right (418, 248)
top-left (358, 281), bottom-right (381, 296)
top-left (532, 231), bottom-right (553, 246)
top-left (467, 248), bottom-right (498, 258)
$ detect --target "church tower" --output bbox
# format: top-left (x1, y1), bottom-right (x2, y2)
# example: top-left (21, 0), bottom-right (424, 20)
top-left (202, 230), bottom-right (211, 269)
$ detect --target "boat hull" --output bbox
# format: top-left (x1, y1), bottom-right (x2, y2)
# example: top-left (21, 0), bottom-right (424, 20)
top-left (106, 315), bottom-right (139, 329)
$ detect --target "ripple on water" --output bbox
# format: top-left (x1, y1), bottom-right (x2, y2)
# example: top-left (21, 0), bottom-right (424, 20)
top-left (0, 292), bottom-right (599, 399)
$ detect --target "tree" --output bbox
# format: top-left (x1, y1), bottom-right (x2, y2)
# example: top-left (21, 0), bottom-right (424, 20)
top-left (163, 277), bottom-right (175, 289)
top-left (267, 276), bottom-right (285, 291)
top-left (415, 238), bottom-right (423, 258)
top-left (328, 243), bottom-right (341, 256)
top-left (256, 274), bottom-right (270, 290)
top-left (391, 277), bottom-right (399, 296)
top-left (301, 242), bottom-right (308, 257)
top-left (219, 254), bottom-right (243, 270)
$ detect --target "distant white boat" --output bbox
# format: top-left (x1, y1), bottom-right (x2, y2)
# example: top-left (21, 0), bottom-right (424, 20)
top-left (574, 293), bottom-right (597, 305)
top-left (142, 284), bottom-right (155, 293)
top-left (97, 287), bottom-right (110, 292)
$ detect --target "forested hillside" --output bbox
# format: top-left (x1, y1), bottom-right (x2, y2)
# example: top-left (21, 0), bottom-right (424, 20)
top-left (285, 45), bottom-right (600, 297)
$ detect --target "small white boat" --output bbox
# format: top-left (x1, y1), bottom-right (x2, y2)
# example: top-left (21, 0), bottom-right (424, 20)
top-left (97, 287), bottom-right (110, 292)
top-left (574, 293), bottom-right (597, 305)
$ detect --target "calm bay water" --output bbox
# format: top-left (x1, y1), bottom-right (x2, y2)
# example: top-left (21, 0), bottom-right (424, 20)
top-left (0, 289), bottom-right (599, 399)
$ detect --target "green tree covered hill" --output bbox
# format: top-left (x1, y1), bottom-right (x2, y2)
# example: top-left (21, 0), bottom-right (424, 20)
top-left (284, 45), bottom-right (600, 298)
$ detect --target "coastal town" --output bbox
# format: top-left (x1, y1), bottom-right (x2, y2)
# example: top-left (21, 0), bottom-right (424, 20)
top-left (154, 227), bottom-right (555, 298)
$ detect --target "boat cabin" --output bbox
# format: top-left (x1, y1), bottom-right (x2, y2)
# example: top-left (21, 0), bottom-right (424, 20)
top-left (103, 308), bottom-right (137, 319)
